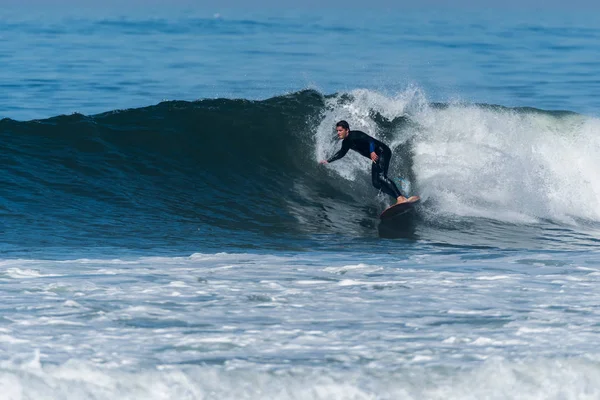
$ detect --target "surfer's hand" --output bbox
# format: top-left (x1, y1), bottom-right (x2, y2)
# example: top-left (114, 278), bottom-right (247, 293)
top-left (319, 160), bottom-right (328, 165)
top-left (370, 152), bottom-right (378, 163)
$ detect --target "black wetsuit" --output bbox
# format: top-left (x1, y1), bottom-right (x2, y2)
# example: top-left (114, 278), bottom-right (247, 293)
top-left (327, 130), bottom-right (403, 199)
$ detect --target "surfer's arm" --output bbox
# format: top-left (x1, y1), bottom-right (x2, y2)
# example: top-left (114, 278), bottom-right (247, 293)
top-left (326, 140), bottom-right (350, 163)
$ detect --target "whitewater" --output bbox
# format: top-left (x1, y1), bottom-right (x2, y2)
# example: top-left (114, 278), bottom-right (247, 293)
top-left (317, 88), bottom-right (600, 226)
top-left (3, 7), bottom-right (600, 400)
top-left (3, 250), bottom-right (600, 399)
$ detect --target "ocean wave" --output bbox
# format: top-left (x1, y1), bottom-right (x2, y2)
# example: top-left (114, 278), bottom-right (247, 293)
top-left (2, 89), bottom-right (600, 249)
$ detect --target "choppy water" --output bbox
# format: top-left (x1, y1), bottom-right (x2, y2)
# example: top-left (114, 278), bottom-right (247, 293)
top-left (2, 6), bottom-right (600, 399)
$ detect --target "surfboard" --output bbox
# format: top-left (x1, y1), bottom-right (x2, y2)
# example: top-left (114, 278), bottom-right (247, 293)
top-left (380, 198), bottom-right (420, 220)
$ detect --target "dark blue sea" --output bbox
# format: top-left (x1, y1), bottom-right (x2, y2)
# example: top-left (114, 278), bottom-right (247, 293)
top-left (3, 6), bottom-right (600, 399)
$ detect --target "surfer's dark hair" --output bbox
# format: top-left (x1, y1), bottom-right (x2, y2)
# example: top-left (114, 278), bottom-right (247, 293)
top-left (336, 120), bottom-right (350, 130)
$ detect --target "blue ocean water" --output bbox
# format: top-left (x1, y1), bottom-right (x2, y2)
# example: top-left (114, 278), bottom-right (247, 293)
top-left (3, 6), bottom-right (600, 399)
top-left (3, 8), bottom-right (600, 120)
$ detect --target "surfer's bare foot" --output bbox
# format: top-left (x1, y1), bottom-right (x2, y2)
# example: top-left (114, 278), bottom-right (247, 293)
top-left (407, 196), bottom-right (420, 203)
top-left (395, 196), bottom-right (409, 204)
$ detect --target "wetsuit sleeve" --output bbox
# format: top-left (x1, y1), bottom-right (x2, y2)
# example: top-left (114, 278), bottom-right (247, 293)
top-left (327, 139), bottom-right (350, 163)
top-left (369, 141), bottom-right (375, 153)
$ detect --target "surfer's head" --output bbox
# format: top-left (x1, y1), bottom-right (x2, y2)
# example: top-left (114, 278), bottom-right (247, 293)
top-left (335, 120), bottom-right (350, 139)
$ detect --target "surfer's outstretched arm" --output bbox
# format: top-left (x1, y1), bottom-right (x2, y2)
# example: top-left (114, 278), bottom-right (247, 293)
top-left (322, 140), bottom-right (350, 164)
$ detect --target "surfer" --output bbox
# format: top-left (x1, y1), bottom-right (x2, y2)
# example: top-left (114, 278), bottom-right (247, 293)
top-left (320, 120), bottom-right (419, 205)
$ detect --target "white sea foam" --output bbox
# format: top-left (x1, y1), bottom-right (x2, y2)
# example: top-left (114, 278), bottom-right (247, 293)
top-left (4, 268), bottom-right (62, 279)
top-left (323, 263), bottom-right (383, 274)
top-left (0, 250), bottom-right (600, 398)
top-left (0, 358), bottom-right (599, 400)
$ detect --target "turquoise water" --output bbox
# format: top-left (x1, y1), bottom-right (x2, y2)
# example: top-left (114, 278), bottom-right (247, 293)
top-left (2, 7), bottom-right (600, 399)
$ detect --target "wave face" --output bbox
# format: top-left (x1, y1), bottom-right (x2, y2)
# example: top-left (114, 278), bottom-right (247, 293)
top-left (3, 89), bottom-right (600, 252)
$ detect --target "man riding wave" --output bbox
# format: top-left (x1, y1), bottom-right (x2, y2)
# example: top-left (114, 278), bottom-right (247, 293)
top-left (320, 120), bottom-right (419, 205)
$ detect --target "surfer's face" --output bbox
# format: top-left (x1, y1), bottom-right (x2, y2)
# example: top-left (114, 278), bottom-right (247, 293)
top-left (336, 126), bottom-right (349, 139)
